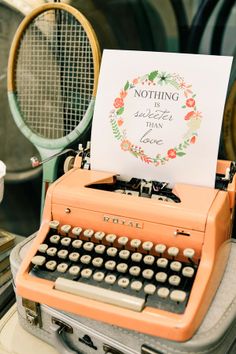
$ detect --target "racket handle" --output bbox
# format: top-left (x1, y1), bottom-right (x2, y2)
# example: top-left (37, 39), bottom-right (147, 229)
top-left (30, 148), bottom-right (77, 168)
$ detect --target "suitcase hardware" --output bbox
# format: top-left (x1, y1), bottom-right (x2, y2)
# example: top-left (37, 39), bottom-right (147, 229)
top-left (22, 298), bottom-right (42, 327)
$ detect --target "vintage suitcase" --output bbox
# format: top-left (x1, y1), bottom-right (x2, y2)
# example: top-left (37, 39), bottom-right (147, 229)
top-left (10, 235), bottom-right (236, 354)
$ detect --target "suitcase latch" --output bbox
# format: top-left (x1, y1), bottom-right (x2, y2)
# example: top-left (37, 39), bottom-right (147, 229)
top-left (22, 298), bottom-right (42, 327)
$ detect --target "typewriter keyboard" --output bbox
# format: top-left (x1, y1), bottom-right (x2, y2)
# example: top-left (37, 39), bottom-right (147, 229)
top-left (31, 222), bottom-right (198, 314)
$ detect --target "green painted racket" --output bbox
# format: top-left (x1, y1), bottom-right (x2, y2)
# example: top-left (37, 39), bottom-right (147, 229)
top-left (8, 2), bottom-right (101, 212)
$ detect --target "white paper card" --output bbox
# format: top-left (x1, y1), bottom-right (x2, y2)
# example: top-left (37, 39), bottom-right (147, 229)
top-left (91, 50), bottom-right (232, 187)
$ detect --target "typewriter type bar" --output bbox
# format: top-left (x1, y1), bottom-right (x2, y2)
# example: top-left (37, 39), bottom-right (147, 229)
top-left (16, 160), bottom-right (236, 342)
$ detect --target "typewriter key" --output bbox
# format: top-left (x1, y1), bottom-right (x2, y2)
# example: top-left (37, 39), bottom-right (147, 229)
top-left (142, 269), bottom-right (154, 280)
top-left (49, 220), bottom-right (59, 229)
top-left (129, 266), bottom-right (141, 277)
top-left (157, 287), bottom-right (170, 299)
top-left (143, 255), bottom-right (155, 265)
top-left (57, 263), bottom-right (68, 273)
top-left (69, 266), bottom-right (80, 276)
top-left (105, 274), bottom-right (117, 285)
top-left (170, 290), bottom-right (186, 303)
top-left (131, 252), bottom-right (143, 262)
top-left (38, 244), bottom-right (48, 253)
top-left (72, 240), bottom-right (83, 249)
top-left (94, 244), bottom-right (106, 254)
top-left (131, 281), bottom-right (143, 291)
top-left (31, 255), bottom-right (46, 266)
top-left (144, 284), bottom-right (156, 295)
top-left (46, 247), bottom-right (57, 257)
top-left (57, 249), bottom-right (69, 259)
top-left (182, 266), bottom-right (194, 278)
top-left (61, 237), bottom-right (71, 247)
top-left (118, 277), bottom-right (130, 288)
top-left (107, 247), bottom-right (118, 257)
top-left (69, 252), bottom-right (80, 262)
top-left (119, 250), bottom-right (130, 260)
top-left (170, 261), bottom-right (182, 272)
top-left (45, 260), bottom-right (57, 271)
top-left (168, 275), bottom-right (181, 286)
top-left (105, 260), bottom-right (116, 271)
top-left (81, 268), bottom-right (93, 278)
top-left (61, 224), bottom-right (72, 234)
top-left (93, 272), bottom-right (105, 282)
top-left (71, 227), bottom-right (82, 236)
top-left (50, 235), bottom-right (60, 244)
top-left (155, 272), bottom-right (167, 283)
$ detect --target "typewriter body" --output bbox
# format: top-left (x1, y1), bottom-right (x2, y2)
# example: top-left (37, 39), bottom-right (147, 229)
top-left (16, 160), bottom-right (236, 342)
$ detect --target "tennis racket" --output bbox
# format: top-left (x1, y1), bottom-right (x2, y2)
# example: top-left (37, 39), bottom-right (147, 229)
top-left (8, 2), bottom-right (101, 213)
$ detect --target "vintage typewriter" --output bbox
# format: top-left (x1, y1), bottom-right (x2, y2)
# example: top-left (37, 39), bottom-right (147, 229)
top-left (16, 156), bottom-right (236, 342)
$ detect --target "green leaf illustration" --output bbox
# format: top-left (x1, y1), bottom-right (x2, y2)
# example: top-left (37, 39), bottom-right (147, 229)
top-left (176, 152), bottom-right (186, 157)
top-left (116, 107), bottom-right (124, 115)
top-left (111, 119), bottom-right (122, 140)
top-left (148, 71), bottom-right (158, 81)
top-left (124, 81), bottom-right (129, 90)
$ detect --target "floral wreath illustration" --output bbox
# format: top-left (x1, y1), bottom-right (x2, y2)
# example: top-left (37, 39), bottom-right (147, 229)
top-left (109, 70), bottom-right (202, 165)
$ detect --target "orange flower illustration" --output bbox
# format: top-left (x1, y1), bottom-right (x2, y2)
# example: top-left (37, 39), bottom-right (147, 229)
top-left (184, 111), bottom-right (195, 120)
top-left (120, 90), bottom-right (127, 99)
top-left (190, 136), bottom-right (196, 144)
top-left (167, 149), bottom-right (177, 159)
top-left (120, 140), bottom-right (132, 151)
top-left (113, 97), bottom-right (124, 109)
top-left (186, 98), bottom-right (195, 108)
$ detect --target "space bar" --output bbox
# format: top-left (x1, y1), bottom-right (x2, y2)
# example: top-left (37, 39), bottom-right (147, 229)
top-left (55, 277), bottom-right (145, 312)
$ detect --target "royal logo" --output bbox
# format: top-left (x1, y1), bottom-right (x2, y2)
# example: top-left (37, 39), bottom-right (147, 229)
top-left (103, 215), bottom-right (143, 229)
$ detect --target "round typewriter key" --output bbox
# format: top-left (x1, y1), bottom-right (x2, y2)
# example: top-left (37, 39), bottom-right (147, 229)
top-left (105, 234), bottom-right (117, 244)
top-left (61, 224), bottom-right (71, 234)
top-left (50, 235), bottom-right (60, 244)
top-left (45, 260), bottom-right (57, 271)
top-left (92, 257), bottom-right (103, 268)
top-left (130, 239), bottom-right (141, 249)
top-left (72, 227), bottom-right (82, 236)
top-left (57, 249), bottom-right (68, 259)
top-left (69, 265), bottom-right (81, 276)
top-left (46, 247), bottom-right (57, 257)
top-left (81, 268), bottom-right (93, 278)
top-left (155, 272), bottom-right (167, 283)
top-left (131, 281), bottom-right (143, 291)
top-left (80, 255), bottom-right (92, 265)
top-left (49, 220), bottom-right (59, 229)
top-left (183, 248), bottom-right (195, 259)
top-left (93, 271), bottom-right (105, 282)
top-left (155, 244), bottom-right (166, 254)
top-left (119, 250), bottom-right (130, 260)
top-left (31, 255), bottom-right (46, 266)
top-left (83, 229), bottom-right (94, 238)
top-left (94, 244), bottom-right (106, 254)
top-left (144, 284), bottom-right (156, 295)
top-left (167, 247), bottom-right (179, 257)
top-left (107, 247), bottom-right (118, 257)
top-left (170, 261), bottom-right (182, 272)
top-left (83, 242), bottom-right (94, 252)
top-left (182, 266), bottom-right (194, 278)
top-left (105, 260), bottom-right (116, 271)
top-left (118, 277), bottom-right (129, 288)
top-left (169, 275), bottom-right (181, 286)
top-left (131, 252), bottom-right (143, 263)
top-left (142, 241), bottom-right (153, 252)
top-left (69, 252), bottom-right (80, 262)
top-left (170, 290), bottom-right (186, 303)
top-left (72, 239), bottom-right (83, 249)
top-left (157, 287), bottom-right (170, 299)
top-left (61, 237), bottom-right (71, 247)
top-left (105, 274), bottom-right (117, 285)
top-left (142, 269), bottom-right (154, 280)
top-left (57, 263), bottom-right (68, 273)
top-left (38, 244), bottom-right (48, 253)
top-left (117, 236), bottom-right (129, 246)
top-left (94, 231), bottom-right (105, 241)
top-left (129, 266), bottom-right (141, 277)
top-left (143, 255), bottom-right (155, 265)
top-left (117, 263), bottom-right (128, 273)
top-left (157, 258), bottom-right (168, 268)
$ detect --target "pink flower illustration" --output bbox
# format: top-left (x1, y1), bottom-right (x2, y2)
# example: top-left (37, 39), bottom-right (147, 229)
top-left (186, 98), bottom-right (195, 108)
top-left (133, 78), bottom-right (138, 84)
top-left (167, 149), bottom-right (177, 159)
top-left (113, 97), bottom-right (124, 109)
top-left (120, 140), bottom-right (132, 151)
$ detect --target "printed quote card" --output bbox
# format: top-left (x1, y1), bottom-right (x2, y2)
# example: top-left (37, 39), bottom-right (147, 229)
top-left (91, 50), bottom-right (232, 187)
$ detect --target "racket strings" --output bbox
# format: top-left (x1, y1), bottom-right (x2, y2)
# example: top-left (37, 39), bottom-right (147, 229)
top-left (15, 9), bottom-right (94, 139)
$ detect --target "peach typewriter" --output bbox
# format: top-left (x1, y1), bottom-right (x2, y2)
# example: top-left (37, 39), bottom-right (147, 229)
top-left (16, 159), bottom-right (236, 342)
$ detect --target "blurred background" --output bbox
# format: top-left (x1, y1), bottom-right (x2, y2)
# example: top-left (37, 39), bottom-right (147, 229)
top-left (0, 0), bottom-right (235, 237)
